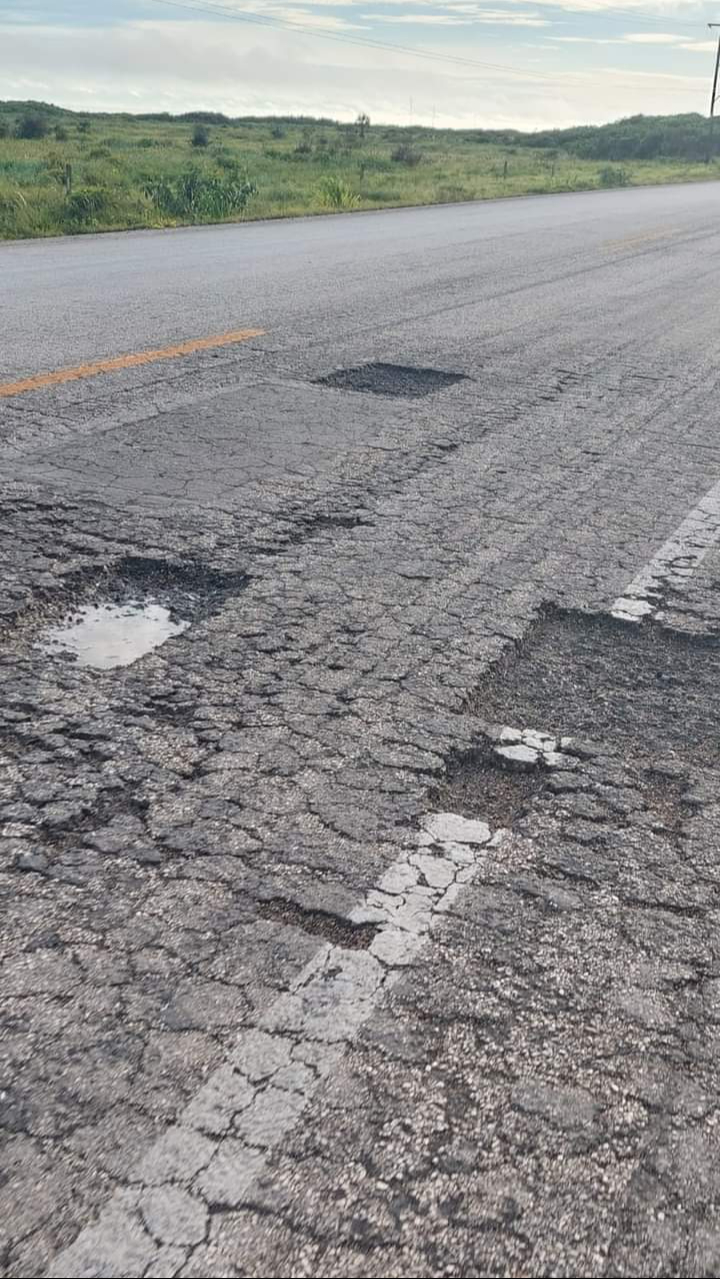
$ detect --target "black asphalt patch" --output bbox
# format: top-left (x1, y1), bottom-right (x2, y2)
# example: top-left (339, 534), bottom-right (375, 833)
top-left (468, 607), bottom-right (720, 771)
top-left (314, 362), bottom-right (469, 398)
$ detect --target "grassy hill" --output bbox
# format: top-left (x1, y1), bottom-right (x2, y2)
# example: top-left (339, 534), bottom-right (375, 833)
top-left (1, 101), bottom-right (717, 240)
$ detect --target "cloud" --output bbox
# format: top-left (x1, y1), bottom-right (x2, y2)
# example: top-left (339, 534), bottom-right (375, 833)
top-left (370, 8), bottom-right (549, 23)
top-left (366, 13), bottom-right (474, 23)
top-left (259, 6), bottom-right (367, 27)
top-left (363, 3), bottom-right (549, 19)
top-left (552, 35), bottom-right (623, 43)
top-left (553, 32), bottom-right (719, 54)
top-left (623, 31), bottom-right (688, 43)
top-left (678, 39), bottom-right (719, 52)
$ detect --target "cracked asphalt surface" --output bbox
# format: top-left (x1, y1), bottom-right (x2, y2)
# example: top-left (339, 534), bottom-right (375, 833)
top-left (3, 183), bottom-right (720, 1278)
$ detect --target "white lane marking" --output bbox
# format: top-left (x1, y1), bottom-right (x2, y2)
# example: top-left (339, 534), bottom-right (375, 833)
top-left (612, 479), bottom-right (720, 622)
top-left (46, 817), bottom-right (496, 1277)
top-left (44, 736), bottom-right (577, 1279)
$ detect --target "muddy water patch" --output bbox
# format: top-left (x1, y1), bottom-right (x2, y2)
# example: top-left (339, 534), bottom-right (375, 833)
top-left (40, 601), bottom-right (190, 669)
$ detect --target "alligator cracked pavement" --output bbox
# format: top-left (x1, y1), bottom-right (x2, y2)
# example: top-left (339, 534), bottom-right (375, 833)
top-left (3, 187), bottom-right (720, 1279)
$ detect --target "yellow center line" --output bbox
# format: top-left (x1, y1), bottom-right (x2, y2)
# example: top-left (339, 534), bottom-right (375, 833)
top-left (602, 227), bottom-right (678, 254)
top-left (0, 327), bottom-right (266, 399)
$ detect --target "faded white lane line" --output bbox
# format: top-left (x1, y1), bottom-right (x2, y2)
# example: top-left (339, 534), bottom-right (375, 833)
top-left (612, 478), bottom-right (720, 622)
top-left (46, 735), bottom-right (578, 1278)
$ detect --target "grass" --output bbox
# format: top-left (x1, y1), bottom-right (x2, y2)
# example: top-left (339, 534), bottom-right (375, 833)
top-left (1, 102), bottom-right (719, 240)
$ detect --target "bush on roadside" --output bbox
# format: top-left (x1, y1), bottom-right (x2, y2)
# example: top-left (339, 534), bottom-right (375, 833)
top-left (65, 185), bottom-right (113, 224)
top-left (145, 168), bottom-right (257, 219)
top-left (391, 143), bottom-right (422, 167)
top-left (319, 175), bottom-right (359, 210)
top-left (16, 111), bottom-right (48, 140)
top-left (597, 165), bottom-right (630, 188)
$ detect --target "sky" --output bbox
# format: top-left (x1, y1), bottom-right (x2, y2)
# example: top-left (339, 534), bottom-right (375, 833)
top-left (1, 0), bottom-right (718, 131)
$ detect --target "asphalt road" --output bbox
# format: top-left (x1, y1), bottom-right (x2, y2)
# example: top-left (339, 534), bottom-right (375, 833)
top-left (3, 183), bottom-right (720, 1279)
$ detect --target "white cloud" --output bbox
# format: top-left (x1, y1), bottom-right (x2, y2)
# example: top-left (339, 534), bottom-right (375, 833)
top-left (623, 31), bottom-right (687, 43)
top-left (678, 39), bottom-right (719, 52)
top-left (261, 6), bottom-right (367, 27)
top-left (553, 31), bottom-right (718, 55)
top-left (366, 10), bottom-right (550, 24)
top-left (367, 13), bottom-right (474, 22)
top-left (364, 3), bottom-right (549, 19)
top-left (552, 35), bottom-right (623, 43)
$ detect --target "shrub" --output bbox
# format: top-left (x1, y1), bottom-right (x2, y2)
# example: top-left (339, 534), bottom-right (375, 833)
top-left (319, 175), bottom-right (359, 210)
top-left (65, 185), bottom-right (112, 224)
top-left (145, 168), bottom-right (257, 219)
top-left (191, 124), bottom-right (210, 147)
top-left (360, 152), bottom-right (392, 173)
top-left (294, 133), bottom-right (313, 156)
top-left (16, 112), bottom-right (48, 140)
top-left (437, 184), bottom-right (472, 203)
top-left (214, 149), bottom-right (242, 172)
top-left (180, 111), bottom-right (229, 125)
top-left (0, 120), bottom-right (8, 139)
top-left (54, 124), bottom-right (69, 141)
top-left (270, 124), bottom-right (285, 139)
top-left (77, 119), bottom-right (91, 135)
top-left (391, 143), bottom-right (422, 167)
top-left (597, 165), bottom-right (630, 188)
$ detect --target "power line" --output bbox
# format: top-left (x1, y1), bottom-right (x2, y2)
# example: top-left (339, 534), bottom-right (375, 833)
top-left (142, 0), bottom-right (710, 98)
top-left (553, 3), bottom-right (712, 36)
top-left (143, 0), bottom-right (596, 84)
top-left (148, 0), bottom-right (716, 47)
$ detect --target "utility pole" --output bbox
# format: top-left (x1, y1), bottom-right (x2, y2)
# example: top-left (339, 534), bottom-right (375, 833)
top-left (708, 23), bottom-right (720, 162)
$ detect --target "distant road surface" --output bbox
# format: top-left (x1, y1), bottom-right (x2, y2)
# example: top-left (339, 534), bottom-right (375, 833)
top-left (2, 181), bottom-right (720, 380)
top-left (3, 183), bottom-right (720, 1279)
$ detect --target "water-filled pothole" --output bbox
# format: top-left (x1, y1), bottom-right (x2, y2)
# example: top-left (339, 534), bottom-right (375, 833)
top-left (39, 601), bottom-right (190, 670)
top-left (4, 555), bottom-right (251, 671)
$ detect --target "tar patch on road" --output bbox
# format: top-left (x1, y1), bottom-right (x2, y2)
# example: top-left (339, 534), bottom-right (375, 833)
top-left (468, 606), bottom-right (720, 771)
top-left (314, 362), bottom-right (469, 399)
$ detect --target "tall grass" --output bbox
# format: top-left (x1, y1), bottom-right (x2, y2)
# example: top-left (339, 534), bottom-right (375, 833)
top-left (0, 102), bottom-right (718, 240)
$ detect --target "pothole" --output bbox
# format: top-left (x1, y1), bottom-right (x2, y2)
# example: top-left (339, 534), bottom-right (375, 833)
top-left (257, 896), bottom-right (379, 949)
top-left (39, 601), bottom-right (190, 670)
top-left (466, 606), bottom-right (720, 772)
top-left (4, 555), bottom-right (250, 670)
top-left (314, 362), bottom-right (469, 399)
top-left (430, 739), bottom-right (546, 827)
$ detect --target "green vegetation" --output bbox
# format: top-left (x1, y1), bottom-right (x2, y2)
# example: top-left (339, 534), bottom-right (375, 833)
top-left (0, 99), bottom-right (718, 240)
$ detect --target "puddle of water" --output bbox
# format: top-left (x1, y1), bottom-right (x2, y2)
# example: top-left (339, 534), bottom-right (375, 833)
top-left (40, 600), bottom-right (190, 669)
